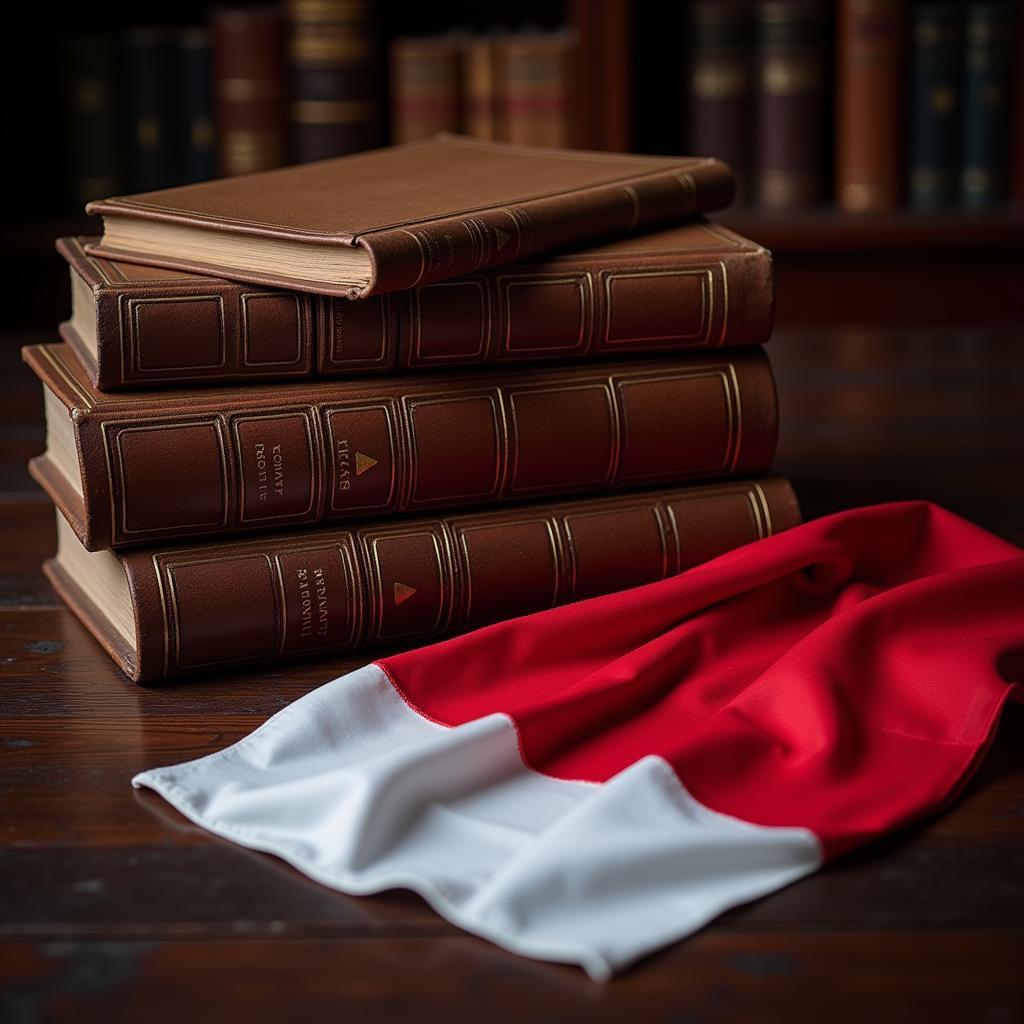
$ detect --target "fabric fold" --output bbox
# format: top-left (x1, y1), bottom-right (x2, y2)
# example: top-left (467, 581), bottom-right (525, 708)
top-left (134, 502), bottom-right (1023, 978)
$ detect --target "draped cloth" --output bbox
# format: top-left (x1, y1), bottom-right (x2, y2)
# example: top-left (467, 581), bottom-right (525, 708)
top-left (134, 502), bottom-right (1024, 980)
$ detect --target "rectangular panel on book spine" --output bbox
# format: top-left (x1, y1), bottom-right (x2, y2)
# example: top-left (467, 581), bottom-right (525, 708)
top-left (212, 7), bottom-right (286, 176)
top-left (753, 0), bottom-right (826, 209)
top-left (287, 0), bottom-right (378, 161)
top-left (836, 0), bottom-right (906, 212)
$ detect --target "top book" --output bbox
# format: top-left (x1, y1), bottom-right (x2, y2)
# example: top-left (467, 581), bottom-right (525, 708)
top-left (85, 134), bottom-right (735, 299)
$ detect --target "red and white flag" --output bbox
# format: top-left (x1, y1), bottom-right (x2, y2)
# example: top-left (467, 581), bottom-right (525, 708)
top-left (134, 502), bottom-right (1024, 980)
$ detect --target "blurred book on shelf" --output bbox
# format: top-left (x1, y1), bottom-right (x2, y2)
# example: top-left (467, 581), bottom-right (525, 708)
top-left (835, 0), bottom-right (906, 212)
top-left (686, 0), bottom-right (752, 205)
top-left (389, 34), bottom-right (462, 143)
top-left (177, 27), bottom-right (217, 184)
top-left (287, 0), bottom-right (378, 160)
top-left (752, 0), bottom-right (827, 210)
top-left (960, 0), bottom-right (1016, 209)
top-left (212, 6), bottom-right (286, 176)
top-left (907, 2), bottom-right (962, 210)
top-left (64, 33), bottom-right (123, 207)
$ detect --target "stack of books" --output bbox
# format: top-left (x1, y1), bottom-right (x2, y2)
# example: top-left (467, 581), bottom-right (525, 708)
top-left (27, 135), bottom-right (800, 684)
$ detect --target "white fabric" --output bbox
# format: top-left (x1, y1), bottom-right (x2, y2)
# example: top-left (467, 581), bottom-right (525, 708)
top-left (133, 664), bottom-right (823, 980)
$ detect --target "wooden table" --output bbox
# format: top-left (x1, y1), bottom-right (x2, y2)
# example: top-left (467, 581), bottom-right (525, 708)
top-left (2, 327), bottom-right (1022, 1022)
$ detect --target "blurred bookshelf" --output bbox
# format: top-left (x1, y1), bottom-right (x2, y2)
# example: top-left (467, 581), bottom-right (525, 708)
top-left (5, 0), bottom-right (1023, 329)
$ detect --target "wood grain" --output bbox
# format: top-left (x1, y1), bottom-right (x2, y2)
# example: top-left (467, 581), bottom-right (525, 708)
top-left (2, 325), bottom-right (1023, 1017)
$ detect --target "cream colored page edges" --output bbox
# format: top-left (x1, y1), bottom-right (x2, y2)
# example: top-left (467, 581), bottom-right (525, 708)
top-left (99, 218), bottom-right (372, 288)
top-left (55, 512), bottom-right (136, 649)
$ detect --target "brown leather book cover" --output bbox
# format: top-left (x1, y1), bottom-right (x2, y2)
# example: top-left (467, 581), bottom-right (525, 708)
top-left (45, 477), bottom-right (800, 683)
top-left (688, 1), bottom-right (753, 204)
top-left (286, 0), bottom-right (379, 162)
top-left (26, 342), bottom-right (778, 552)
top-left (58, 222), bottom-right (773, 390)
top-left (84, 135), bottom-right (736, 298)
top-left (836, 0), bottom-right (907, 212)
top-left (500, 30), bottom-right (577, 149)
top-left (389, 36), bottom-right (463, 144)
top-left (211, 7), bottom-right (286, 177)
top-left (753, 0), bottom-right (826, 209)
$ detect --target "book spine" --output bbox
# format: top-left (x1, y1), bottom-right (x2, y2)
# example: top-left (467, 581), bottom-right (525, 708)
top-left (124, 28), bottom-right (178, 192)
top-left (320, 245), bottom-right (772, 374)
top-left (836, 0), bottom-right (906, 212)
top-left (87, 277), bottom-right (317, 390)
top-left (120, 478), bottom-right (800, 681)
top-left (177, 28), bottom-right (216, 185)
top-left (753, 0), bottom-right (826, 209)
top-left (960, 1), bottom-right (1016, 209)
top-left (688, 1), bottom-right (752, 204)
top-left (287, 0), bottom-right (379, 162)
top-left (70, 352), bottom-right (776, 549)
top-left (500, 31), bottom-right (577, 149)
top-left (212, 7), bottom-right (286, 176)
top-left (389, 37), bottom-right (463, 144)
top-left (357, 158), bottom-right (735, 297)
top-left (462, 34), bottom-right (503, 141)
top-left (907, 2), bottom-right (962, 210)
top-left (1010, 5), bottom-right (1024, 208)
top-left (64, 33), bottom-right (124, 206)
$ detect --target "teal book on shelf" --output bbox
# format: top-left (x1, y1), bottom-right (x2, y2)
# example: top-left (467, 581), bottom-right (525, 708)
top-left (908, 2), bottom-right (962, 209)
top-left (960, 0), bottom-right (1017, 209)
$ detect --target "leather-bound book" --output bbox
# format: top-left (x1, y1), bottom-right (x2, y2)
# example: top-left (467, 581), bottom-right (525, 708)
top-left (500, 30), bottom-right (576, 148)
top-left (836, 0), bottom-right (906, 212)
top-left (960, 1), bottom-right (1016, 209)
top-left (907, 2), bottom-right (962, 210)
top-left (462, 33), bottom-right (505, 141)
top-left (58, 221), bottom-right (771, 390)
top-left (211, 6), bottom-right (286, 176)
top-left (64, 33), bottom-right (123, 206)
top-left (753, 0), bottom-right (826, 209)
top-left (27, 342), bottom-right (778, 552)
top-left (287, 0), bottom-right (378, 161)
top-left (687, 1), bottom-right (752, 204)
top-left (177, 28), bottom-right (216, 184)
top-left (84, 135), bottom-right (735, 298)
top-left (45, 477), bottom-right (800, 682)
top-left (389, 36), bottom-right (462, 144)
top-left (124, 28), bottom-right (177, 192)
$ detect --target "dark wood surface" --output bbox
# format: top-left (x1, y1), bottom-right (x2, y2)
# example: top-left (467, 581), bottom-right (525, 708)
top-left (2, 326), bottom-right (1023, 1023)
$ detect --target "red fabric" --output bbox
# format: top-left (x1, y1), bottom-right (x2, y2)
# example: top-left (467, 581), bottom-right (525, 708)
top-left (378, 503), bottom-right (1024, 858)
